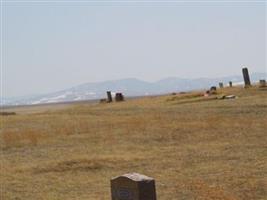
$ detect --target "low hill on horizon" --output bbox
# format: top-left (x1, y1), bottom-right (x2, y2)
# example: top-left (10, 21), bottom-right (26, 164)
top-left (2, 72), bottom-right (266, 106)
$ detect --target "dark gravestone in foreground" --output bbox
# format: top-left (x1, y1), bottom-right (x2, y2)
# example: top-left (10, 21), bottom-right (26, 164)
top-left (242, 67), bottom-right (251, 87)
top-left (229, 81), bottom-right (233, 87)
top-left (111, 173), bottom-right (157, 200)
top-left (107, 91), bottom-right (113, 102)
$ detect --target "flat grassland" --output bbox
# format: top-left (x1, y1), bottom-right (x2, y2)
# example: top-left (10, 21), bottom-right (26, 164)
top-left (1, 86), bottom-right (267, 200)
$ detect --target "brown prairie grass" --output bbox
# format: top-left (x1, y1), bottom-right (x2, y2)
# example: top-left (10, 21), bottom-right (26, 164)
top-left (0, 86), bottom-right (267, 200)
top-left (1, 129), bottom-right (45, 148)
top-left (189, 180), bottom-right (238, 200)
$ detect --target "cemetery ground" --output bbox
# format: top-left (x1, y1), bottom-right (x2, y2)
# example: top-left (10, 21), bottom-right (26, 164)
top-left (1, 86), bottom-right (266, 200)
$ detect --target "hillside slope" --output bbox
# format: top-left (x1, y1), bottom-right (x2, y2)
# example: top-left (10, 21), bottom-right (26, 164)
top-left (1, 86), bottom-right (267, 200)
top-left (2, 72), bottom-right (266, 105)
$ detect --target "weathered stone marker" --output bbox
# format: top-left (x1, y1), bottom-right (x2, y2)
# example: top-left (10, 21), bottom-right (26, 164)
top-left (209, 86), bottom-right (217, 94)
top-left (115, 93), bottom-right (124, 102)
top-left (219, 82), bottom-right (224, 88)
top-left (259, 79), bottom-right (266, 87)
top-left (210, 86), bottom-right (217, 91)
top-left (229, 81), bottom-right (233, 87)
top-left (242, 67), bottom-right (251, 87)
top-left (111, 173), bottom-right (157, 200)
top-left (107, 91), bottom-right (113, 102)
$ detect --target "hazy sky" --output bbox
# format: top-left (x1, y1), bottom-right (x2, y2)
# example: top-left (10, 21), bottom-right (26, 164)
top-left (1, 1), bottom-right (266, 97)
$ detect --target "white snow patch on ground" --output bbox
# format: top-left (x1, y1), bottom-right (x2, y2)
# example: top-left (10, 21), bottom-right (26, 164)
top-left (233, 81), bottom-right (244, 86)
top-left (31, 101), bottom-right (41, 105)
top-left (46, 99), bottom-right (59, 103)
top-left (50, 94), bottom-right (67, 100)
top-left (39, 97), bottom-right (49, 102)
top-left (74, 96), bottom-right (83, 101)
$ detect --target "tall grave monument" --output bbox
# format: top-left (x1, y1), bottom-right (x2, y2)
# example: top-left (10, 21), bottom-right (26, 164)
top-left (242, 67), bottom-right (251, 87)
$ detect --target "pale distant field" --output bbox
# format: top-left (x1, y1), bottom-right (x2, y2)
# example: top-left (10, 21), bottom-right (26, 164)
top-left (1, 86), bottom-right (267, 200)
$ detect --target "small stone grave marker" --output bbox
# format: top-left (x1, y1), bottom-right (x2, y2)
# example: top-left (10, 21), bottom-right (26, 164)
top-left (115, 93), bottom-right (124, 102)
top-left (111, 173), bottom-right (157, 200)
top-left (259, 79), bottom-right (266, 88)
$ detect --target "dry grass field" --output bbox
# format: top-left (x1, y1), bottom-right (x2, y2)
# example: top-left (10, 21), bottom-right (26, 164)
top-left (1, 86), bottom-right (267, 200)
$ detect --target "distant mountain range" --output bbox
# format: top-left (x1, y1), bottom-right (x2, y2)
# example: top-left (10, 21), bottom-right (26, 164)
top-left (2, 72), bottom-right (266, 106)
